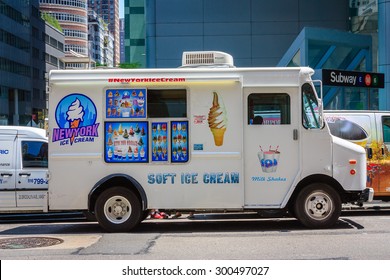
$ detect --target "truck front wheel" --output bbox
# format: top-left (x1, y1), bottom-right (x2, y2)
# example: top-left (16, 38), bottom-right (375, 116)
top-left (95, 187), bottom-right (141, 232)
top-left (294, 183), bottom-right (341, 228)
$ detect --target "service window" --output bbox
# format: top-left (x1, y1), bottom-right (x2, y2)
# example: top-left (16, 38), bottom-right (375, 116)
top-left (248, 93), bottom-right (291, 125)
top-left (21, 141), bottom-right (48, 168)
top-left (147, 89), bottom-right (187, 118)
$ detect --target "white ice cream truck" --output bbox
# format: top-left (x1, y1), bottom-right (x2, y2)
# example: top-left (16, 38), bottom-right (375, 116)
top-left (46, 51), bottom-right (373, 232)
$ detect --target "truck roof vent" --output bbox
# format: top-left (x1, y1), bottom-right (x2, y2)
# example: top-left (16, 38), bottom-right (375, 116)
top-left (181, 51), bottom-right (235, 68)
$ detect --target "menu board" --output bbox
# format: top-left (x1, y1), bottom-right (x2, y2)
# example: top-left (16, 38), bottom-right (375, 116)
top-left (171, 121), bottom-right (188, 163)
top-left (106, 89), bottom-right (146, 118)
top-left (105, 121), bottom-right (148, 163)
top-left (151, 122), bottom-right (168, 162)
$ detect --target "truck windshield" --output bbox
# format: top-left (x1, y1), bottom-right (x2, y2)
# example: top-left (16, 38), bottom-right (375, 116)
top-left (302, 83), bottom-right (321, 129)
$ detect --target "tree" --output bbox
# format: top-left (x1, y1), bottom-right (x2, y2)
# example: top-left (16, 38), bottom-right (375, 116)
top-left (118, 62), bottom-right (142, 69)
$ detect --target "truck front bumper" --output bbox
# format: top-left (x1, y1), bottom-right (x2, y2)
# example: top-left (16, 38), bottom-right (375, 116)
top-left (359, 187), bottom-right (374, 203)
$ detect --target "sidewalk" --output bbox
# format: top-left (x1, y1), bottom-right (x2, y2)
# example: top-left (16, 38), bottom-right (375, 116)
top-left (343, 200), bottom-right (390, 210)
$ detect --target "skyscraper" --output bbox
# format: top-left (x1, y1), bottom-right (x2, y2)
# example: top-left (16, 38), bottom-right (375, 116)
top-left (124, 0), bottom-right (145, 67)
top-left (88, 0), bottom-right (120, 66)
top-left (1, 0), bottom-right (46, 126)
top-left (40, 0), bottom-right (88, 58)
top-left (120, 18), bottom-right (125, 63)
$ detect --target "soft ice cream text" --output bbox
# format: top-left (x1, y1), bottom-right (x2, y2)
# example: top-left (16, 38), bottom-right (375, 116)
top-left (148, 172), bottom-right (240, 185)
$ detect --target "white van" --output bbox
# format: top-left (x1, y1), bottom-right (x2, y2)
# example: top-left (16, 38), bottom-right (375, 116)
top-left (0, 126), bottom-right (48, 211)
top-left (325, 110), bottom-right (390, 201)
top-left (46, 51), bottom-right (372, 232)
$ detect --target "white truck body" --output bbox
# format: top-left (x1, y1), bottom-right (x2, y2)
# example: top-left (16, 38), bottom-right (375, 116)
top-left (0, 126), bottom-right (48, 211)
top-left (44, 52), bottom-right (371, 231)
top-left (325, 110), bottom-right (390, 200)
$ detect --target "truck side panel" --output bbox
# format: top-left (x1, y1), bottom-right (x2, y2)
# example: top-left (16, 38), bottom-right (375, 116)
top-left (48, 81), bottom-right (245, 210)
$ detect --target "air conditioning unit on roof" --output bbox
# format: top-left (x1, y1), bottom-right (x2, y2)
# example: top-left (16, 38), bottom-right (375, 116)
top-left (181, 51), bottom-right (235, 68)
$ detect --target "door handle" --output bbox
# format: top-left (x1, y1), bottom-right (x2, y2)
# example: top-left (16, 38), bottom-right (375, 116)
top-left (293, 129), bottom-right (298, 140)
top-left (367, 147), bottom-right (373, 159)
top-left (1, 173), bottom-right (13, 177)
top-left (19, 172), bottom-right (31, 177)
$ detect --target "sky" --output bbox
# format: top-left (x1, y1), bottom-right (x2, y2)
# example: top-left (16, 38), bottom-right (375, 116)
top-left (119, 0), bottom-right (124, 18)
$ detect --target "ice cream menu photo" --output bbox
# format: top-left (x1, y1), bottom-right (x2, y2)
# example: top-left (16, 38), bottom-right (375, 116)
top-left (151, 122), bottom-right (168, 162)
top-left (171, 121), bottom-right (188, 163)
top-left (105, 121), bottom-right (148, 163)
top-left (106, 89), bottom-right (146, 118)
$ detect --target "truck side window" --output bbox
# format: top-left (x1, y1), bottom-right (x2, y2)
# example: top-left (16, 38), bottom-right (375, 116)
top-left (21, 141), bottom-right (48, 168)
top-left (302, 83), bottom-right (321, 129)
top-left (147, 89), bottom-right (187, 118)
top-left (248, 93), bottom-right (290, 125)
top-left (382, 116), bottom-right (390, 144)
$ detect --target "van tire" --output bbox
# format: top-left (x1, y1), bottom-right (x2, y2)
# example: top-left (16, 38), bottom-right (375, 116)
top-left (95, 187), bottom-right (141, 232)
top-left (294, 183), bottom-right (341, 228)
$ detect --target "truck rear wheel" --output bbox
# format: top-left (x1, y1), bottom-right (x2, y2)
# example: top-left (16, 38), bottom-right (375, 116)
top-left (95, 187), bottom-right (141, 232)
top-left (294, 183), bottom-right (341, 228)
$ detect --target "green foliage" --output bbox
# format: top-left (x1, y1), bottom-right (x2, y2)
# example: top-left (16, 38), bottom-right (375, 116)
top-left (118, 62), bottom-right (142, 69)
top-left (96, 62), bottom-right (108, 67)
top-left (41, 12), bottom-right (63, 33)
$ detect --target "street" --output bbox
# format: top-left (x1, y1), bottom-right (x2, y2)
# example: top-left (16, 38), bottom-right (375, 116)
top-left (1, 205), bottom-right (390, 260)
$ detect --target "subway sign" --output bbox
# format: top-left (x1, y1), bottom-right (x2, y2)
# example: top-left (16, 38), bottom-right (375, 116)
top-left (322, 69), bottom-right (384, 88)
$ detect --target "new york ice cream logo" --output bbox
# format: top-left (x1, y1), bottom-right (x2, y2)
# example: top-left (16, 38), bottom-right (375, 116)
top-left (52, 94), bottom-right (99, 146)
top-left (258, 146), bottom-right (280, 173)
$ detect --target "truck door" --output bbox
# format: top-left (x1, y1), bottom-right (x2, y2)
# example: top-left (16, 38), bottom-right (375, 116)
top-left (16, 139), bottom-right (48, 207)
top-left (376, 113), bottom-right (390, 197)
top-left (0, 136), bottom-right (17, 207)
top-left (243, 88), bottom-right (299, 207)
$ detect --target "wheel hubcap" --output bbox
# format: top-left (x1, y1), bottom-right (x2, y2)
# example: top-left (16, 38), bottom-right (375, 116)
top-left (104, 196), bottom-right (132, 224)
top-left (305, 191), bottom-right (333, 220)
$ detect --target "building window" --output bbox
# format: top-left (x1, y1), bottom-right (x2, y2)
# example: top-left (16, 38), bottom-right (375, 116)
top-left (130, 39), bottom-right (145, 46)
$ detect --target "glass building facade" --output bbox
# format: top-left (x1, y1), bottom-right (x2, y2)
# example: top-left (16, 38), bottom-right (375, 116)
top-left (0, 0), bottom-right (46, 126)
top-left (124, 0), bottom-right (145, 67)
top-left (124, 0), bottom-right (387, 110)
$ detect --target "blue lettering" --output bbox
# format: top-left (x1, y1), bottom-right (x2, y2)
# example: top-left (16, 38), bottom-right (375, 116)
top-left (0, 149), bottom-right (9, 154)
top-left (181, 173), bottom-right (198, 184)
top-left (203, 173), bottom-right (209, 184)
top-left (148, 173), bottom-right (176, 184)
top-left (147, 174), bottom-right (155, 184)
top-left (203, 172), bottom-right (239, 184)
top-left (231, 172), bottom-right (239, 183)
top-left (209, 173), bottom-right (216, 183)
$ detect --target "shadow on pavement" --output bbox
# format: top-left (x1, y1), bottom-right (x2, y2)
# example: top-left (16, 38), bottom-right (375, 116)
top-left (0, 212), bottom-right (362, 235)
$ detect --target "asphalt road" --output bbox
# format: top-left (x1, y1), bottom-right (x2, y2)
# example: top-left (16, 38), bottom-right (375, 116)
top-left (0, 202), bottom-right (390, 260)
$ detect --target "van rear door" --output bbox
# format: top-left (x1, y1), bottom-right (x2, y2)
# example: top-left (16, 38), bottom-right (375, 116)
top-left (375, 113), bottom-right (390, 196)
top-left (0, 132), bottom-right (17, 207)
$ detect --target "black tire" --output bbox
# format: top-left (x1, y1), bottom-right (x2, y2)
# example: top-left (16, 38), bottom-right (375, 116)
top-left (95, 187), bottom-right (141, 232)
top-left (294, 183), bottom-right (341, 229)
